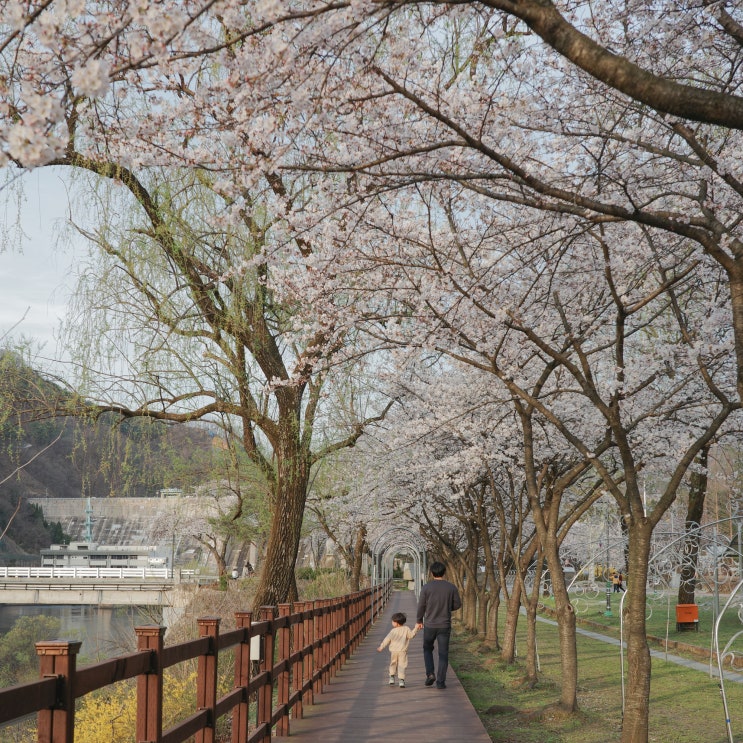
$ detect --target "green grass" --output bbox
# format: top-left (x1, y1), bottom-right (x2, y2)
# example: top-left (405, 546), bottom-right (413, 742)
top-left (450, 600), bottom-right (743, 743)
top-left (547, 589), bottom-right (743, 661)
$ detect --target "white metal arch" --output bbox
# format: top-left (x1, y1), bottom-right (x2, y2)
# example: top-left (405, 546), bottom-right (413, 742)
top-left (370, 527), bottom-right (427, 623)
top-left (614, 516), bottom-right (743, 742)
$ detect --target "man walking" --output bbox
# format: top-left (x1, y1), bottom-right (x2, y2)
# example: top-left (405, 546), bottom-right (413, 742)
top-left (415, 561), bottom-right (462, 689)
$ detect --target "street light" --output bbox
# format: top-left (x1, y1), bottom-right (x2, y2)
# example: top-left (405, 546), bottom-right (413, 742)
top-left (604, 515), bottom-right (613, 617)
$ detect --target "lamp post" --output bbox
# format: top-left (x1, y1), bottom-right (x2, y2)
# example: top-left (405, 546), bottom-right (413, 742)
top-left (604, 514), bottom-right (613, 617)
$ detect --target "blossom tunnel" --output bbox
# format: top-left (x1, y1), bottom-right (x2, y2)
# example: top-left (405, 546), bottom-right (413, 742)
top-left (369, 526), bottom-right (427, 621)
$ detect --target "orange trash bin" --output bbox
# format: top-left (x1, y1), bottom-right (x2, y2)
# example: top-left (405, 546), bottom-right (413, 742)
top-left (675, 604), bottom-right (699, 631)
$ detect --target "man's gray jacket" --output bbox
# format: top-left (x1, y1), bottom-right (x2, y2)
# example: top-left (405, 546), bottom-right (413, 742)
top-left (416, 579), bottom-right (462, 628)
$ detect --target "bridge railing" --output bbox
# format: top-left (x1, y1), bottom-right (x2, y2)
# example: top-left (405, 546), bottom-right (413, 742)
top-left (0, 566), bottom-right (172, 580)
top-left (0, 580), bottom-right (391, 743)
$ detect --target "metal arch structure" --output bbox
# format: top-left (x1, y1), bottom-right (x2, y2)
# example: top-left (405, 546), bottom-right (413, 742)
top-left (613, 516), bottom-right (743, 743)
top-left (370, 526), bottom-right (427, 624)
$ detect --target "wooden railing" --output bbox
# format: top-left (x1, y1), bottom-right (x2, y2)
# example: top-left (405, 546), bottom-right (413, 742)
top-left (0, 581), bottom-right (391, 742)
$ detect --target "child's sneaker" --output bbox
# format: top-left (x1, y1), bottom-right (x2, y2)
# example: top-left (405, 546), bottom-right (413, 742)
top-left (389, 676), bottom-right (395, 685)
top-left (399, 679), bottom-right (405, 688)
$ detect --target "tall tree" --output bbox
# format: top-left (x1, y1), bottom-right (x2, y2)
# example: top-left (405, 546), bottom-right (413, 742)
top-left (326, 176), bottom-right (738, 734)
top-left (18, 163), bottom-right (389, 606)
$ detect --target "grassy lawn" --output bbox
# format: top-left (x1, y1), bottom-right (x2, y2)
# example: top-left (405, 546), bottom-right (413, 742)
top-left (450, 595), bottom-right (743, 743)
top-left (550, 588), bottom-right (743, 660)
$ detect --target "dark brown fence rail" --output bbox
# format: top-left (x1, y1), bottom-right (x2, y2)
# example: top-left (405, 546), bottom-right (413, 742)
top-left (0, 581), bottom-right (391, 743)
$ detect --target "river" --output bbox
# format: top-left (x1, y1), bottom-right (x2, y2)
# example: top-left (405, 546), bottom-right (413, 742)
top-left (0, 604), bottom-right (160, 662)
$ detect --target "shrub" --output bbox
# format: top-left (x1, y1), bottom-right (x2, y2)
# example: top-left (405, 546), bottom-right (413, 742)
top-left (296, 566), bottom-right (316, 581)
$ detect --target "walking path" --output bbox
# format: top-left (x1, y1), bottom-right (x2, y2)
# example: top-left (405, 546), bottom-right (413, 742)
top-left (289, 596), bottom-right (743, 742)
top-left (289, 590), bottom-right (492, 742)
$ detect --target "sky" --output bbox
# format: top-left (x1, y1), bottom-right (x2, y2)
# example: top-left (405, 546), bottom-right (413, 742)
top-left (0, 168), bottom-right (85, 362)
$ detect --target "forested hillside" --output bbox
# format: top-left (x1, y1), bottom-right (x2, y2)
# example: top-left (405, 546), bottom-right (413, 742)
top-left (0, 353), bottom-right (218, 555)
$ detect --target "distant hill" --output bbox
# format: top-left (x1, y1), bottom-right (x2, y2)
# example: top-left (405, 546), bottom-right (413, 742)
top-left (0, 353), bottom-right (220, 556)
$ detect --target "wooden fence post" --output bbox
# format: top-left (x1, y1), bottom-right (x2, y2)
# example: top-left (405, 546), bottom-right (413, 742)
top-left (348, 593), bottom-right (356, 655)
top-left (330, 599), bottom-right (338, 678)
top-left (291, 601), bottom-right (306, 719)
top-left (257, 606), bottom-right (275, 743)
top-left (276, 604), bottom-right (291, 737)
top-left (303, 601), bottom-right (315, 705)
top-left (328, 599), bottom-right (338, 681)
top-left (342, 597), bottom-right (350, 665)
top-left (331, 598), bottom-right (341, 676)
top-left (135, 626), bottom-right (165, 743)
top-left (323, 599), bottom-right (332, 685)
top-left (196, 617), bottom-right (220, 743)
top-left (311, 601), bottom-right (321, 697)
top-left (342, 596), bottom-right (350, 662)
top-left (353, 592), bottom-right (362, 652)
top-left (232, 612), bottom-right (252, 743)
top-left (36, 640), bottom-right (81, 743)
top-left (330, 599), bottom-right (338, 676)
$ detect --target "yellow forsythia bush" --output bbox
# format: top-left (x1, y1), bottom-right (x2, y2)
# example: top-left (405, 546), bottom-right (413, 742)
top-left (75, 670), bottom-right (198, 743)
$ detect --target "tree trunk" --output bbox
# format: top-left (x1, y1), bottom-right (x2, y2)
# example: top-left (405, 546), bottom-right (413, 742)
top-left (463, 579), bottom-right (478, 631)
top-left (350, 524), bottom-right (367, 592)
top-left (524, 596), bottom-right (539, 688)
top-left (501, 540), bottom-right (539, 663)
top-left (501, 578), bottom-right (522, 663)
top-left (253, 428), bottom-right (309, 607)
top-left (486, 591), bottom-right (501, 648)
top-left (522, 551), bottom-right (544, 688)
top-left (621, 521), bottom-right (653, 743)
top-left (540, 532), bottom-right (578, 711)
top-left (287, 575), bottom-right (299, 603)
top-left (678, 445), bottom-right (709, 605)
top-left (477, 591), bottom-right (488, 635)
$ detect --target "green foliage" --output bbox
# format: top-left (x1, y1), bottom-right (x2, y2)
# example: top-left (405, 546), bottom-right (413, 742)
top-left (46, 519), bottom-right (68, 544)
top-left (0, 484), bottom-right (68, 554)
top-left (0, 615), bottom-right (62, 687)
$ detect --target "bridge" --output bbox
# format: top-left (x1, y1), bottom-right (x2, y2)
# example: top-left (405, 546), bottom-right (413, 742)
top-left (0, 566), bottom-right (207, 618)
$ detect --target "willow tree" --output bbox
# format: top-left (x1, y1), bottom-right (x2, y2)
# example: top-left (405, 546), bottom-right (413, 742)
top-left (23, 161), bottom-right (385, 606)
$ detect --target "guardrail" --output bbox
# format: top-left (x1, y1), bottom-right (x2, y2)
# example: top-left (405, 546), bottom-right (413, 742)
top-left (0, 566), bottom-right (171, 580)
top-left (0, 580), bottom-right (391, 742)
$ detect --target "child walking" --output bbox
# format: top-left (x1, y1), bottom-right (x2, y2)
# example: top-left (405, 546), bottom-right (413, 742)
top-left (377, 612), bottom-right (418, 688)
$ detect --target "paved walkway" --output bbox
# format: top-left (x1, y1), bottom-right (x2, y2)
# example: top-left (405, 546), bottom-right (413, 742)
top-left (289, 590), bottom-right (492, 742)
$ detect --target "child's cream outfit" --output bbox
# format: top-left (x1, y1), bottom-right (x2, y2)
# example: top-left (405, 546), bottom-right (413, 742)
top-left (379, 625), bottom-right (418, 683)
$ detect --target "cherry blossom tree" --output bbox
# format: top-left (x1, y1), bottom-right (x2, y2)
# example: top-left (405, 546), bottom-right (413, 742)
top-left (368, 364), bottom-right (531, 661)
top-left (306, 457), bottom-right (373, 591)
top-left (263, 9), bottom-right (743, 736)
top-left (345, 192), bottom-right (737, 734)
top-left (433, 0), bottom-right (743, 129)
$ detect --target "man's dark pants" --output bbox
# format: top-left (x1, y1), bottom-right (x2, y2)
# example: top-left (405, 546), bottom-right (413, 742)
top-left (423, 626), bottom-right (451, 687)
